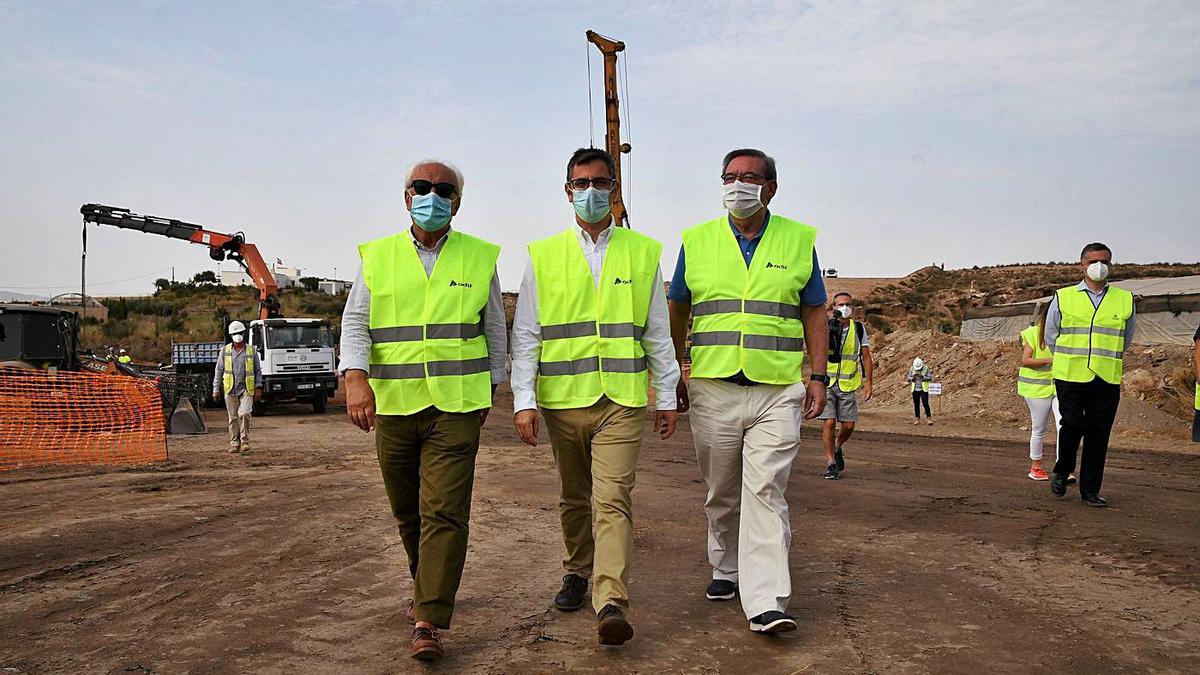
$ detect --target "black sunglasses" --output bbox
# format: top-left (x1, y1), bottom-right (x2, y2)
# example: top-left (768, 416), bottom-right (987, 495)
top-left (409, 180), bottom-right (458, 199)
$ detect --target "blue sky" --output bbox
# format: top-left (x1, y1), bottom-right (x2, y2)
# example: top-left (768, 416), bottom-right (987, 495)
top-left (2, 1), bottom-right (1198, 296)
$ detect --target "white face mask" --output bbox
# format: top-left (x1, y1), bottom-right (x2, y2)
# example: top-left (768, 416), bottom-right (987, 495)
top-left (231, 334), bottom-right (244, 344)
top-left (1085, 261), bottom-right (1110, 282)
top-left (836, 305), bottom-right (853, 319)
top-left (722, 181), bottom-right (764, 219)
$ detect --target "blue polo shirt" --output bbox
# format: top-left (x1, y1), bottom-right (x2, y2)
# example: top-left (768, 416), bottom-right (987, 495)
top-left (667, 211), bottom-right (827, 306)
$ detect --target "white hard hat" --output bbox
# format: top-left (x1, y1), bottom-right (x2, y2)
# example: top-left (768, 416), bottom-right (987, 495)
top-left (119, 348), bottom-right (127, 354)
top-left (913, 357), bottom-right (924, 370)
top-left (228, 320), bottom-right (246, 334)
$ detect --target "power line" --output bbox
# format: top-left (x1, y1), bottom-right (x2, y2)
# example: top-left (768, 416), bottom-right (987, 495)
top-left (1, 267), bottom-right (173, 290)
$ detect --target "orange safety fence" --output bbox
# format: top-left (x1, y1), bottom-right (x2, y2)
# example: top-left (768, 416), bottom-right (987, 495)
top-left (0, 367), bottom-right (166, 471)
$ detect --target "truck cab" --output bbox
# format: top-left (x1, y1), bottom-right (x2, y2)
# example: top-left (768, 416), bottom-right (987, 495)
top-left (248, 318), bottom-right (338, 413)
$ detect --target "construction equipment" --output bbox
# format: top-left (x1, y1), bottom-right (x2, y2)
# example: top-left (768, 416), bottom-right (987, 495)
top-left (80, 204), bottom-right (281, 320)
top-left (586, 30), bottom-right (631, 228)
top-left (0, 304), bottom-right (80, 371)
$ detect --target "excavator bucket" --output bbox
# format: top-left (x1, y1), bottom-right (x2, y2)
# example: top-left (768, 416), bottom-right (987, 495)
top-left (169, 397), bottom-right (207, 435)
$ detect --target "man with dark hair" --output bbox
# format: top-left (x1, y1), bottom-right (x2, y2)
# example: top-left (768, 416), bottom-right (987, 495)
top-left (668, 148), bottom-right (828, 634)
top-left (818, 291), bottom-right (873, 479)
top-left (512, 147), bottom-right (679, 646)
top-left (1044, 242), bottom-right (1136, 507)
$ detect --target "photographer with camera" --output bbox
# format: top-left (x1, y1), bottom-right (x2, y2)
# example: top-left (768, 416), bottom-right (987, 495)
top-left (819, 292), bottom-right (873, 479)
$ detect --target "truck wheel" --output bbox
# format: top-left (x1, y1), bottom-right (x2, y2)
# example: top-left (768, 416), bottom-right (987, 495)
top-left (252, 401), bottom-right (266, 417)
top-left (312, 394), bottom-right (327, 413)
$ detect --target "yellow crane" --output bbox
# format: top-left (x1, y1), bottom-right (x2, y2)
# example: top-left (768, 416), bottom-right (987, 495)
top-left (586, 30), bottom-right (632, 228)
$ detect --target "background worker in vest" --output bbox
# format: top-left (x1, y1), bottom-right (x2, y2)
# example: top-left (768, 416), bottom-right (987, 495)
top-left (907, 357), bottom-right (934, 425)
top-left (1192, 322), bottom-right (1199, 442)
top-left (1017, 303), bottom-right (1069, 482)
top-left (667, 148), bottom-right (828, 635)
top-left (1045, 242), bottom-right (1136, 508)
top-left (511, 148), bottom-right (679, 647)
top-left (339, 159), bottom-right (507, 661)
top-left (117, 348), bottom-right (131, 364)
top-left (819, 292), bottom-right (873, 480)
top-left (211, 320), bottom-right (261, 454)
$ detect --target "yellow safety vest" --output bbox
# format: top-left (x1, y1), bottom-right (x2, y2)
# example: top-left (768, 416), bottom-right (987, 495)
top-left (909, 366), bottom-right (931, 393)
top-left (1051, 285), bottom-right (1133, 385)
top-left (360, 230), bottom-right (500, 416)
top-left (222, 344), bottom-right (256, 394)
top-left (826, 320), bottom-right (863, 392)
top-left (530, 227), bottom-right (662, 409)
top-left (1194, 383), bottom-right (1199, 412)
top-left (682, 215), bottom-right (816, 384)
top-left (117, 355), bottom-right (132, 364)
top-left (1017, 325), bottom-right (1055, 399)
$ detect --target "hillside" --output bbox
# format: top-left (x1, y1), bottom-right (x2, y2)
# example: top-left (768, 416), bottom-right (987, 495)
top-left (855, 262), bottom-right (1200, 335)
top-left (85, 284), bottom-right (348, 363)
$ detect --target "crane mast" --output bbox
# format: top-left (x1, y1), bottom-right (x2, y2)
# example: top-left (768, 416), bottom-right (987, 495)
top-left (586, 30), bottom-right (631, 228)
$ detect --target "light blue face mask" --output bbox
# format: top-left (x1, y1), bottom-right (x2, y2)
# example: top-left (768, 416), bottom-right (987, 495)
top-left (572, 187), bottom-right (612, 224)
top-left (410, 193), bottom-right (453, 232)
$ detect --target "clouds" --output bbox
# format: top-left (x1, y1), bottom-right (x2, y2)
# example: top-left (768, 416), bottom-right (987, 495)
top-left (637, 1), bottom-right (1200, 141)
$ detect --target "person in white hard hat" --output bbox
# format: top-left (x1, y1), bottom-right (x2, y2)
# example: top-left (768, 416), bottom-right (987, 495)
top-left (117, 348), bottom-right (132, 364)
top-left (212, 320), bottom-right (262, 453)
top-left (906, 357), bottom-right (934, 425)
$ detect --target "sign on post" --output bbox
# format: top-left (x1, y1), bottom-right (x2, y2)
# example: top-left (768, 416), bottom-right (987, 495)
top-left (928, 383), bottom-right (943, 396)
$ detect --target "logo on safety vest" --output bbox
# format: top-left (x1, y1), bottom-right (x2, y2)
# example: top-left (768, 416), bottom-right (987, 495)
top-left (613, 277), bottom-right (632, 285)
top-left (765, 261), bottom-right (789, 270)
top-left (448, 280), bottom-right (473, 288)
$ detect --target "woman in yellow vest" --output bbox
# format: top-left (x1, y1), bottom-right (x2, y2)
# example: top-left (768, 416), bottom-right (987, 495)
top-left (1018, 304), bottom-right (1060, 481)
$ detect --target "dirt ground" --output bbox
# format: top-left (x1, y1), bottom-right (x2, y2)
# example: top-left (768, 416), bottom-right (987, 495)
top-left (2, 386), bottom-right (1199, 674)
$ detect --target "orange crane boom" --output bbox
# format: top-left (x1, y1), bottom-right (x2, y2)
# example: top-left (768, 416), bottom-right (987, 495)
top-left (80, 204), bottom-right (281, 320)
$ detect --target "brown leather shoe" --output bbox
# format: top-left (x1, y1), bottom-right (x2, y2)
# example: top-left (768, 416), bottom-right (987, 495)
top-left (405, 599), bottom-right (415, 624)
top-left (410, 625), bottom-right (444, 661)
top-left (597, 604), bottom-right (634, 646)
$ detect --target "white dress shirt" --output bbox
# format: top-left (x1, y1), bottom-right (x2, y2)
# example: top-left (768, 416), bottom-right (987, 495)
top-left (511, 224), bottom-right (680, 412)
top-left (339, 227), bottom-right (508, 384)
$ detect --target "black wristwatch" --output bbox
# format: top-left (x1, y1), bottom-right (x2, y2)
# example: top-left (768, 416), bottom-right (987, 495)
top-left (810, 374), bottom-right (829, 385)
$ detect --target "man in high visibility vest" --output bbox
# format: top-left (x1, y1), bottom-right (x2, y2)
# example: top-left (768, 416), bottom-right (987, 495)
top-left (211, 320), bottom-right (261, 454)
top-left (1191, 322), bottom-right (1198, 443)
top-left (117, 348), bottom-right (132, 364)
top-left (819, 292), bottom-right (873, 480)
top-left (1045, 242), bottom-right (1136, 507)
top-left (668, 148), bottom-right (829, 635)
top-left (511, 148), bottom-right (680, 647)
top-left (338, 160), bottom-right (507, 661)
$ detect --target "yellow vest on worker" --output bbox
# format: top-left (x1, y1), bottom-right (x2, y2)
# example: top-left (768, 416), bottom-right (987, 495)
top-left (1051, 285), bottom-right (1133, 385)
top-left (530, 227), bottom-right (662, 409)
top-left (1017, 325), bottom-right (1055, 398)
top-left (359, 230), bottom-right (500, 416)
top-left (910, 365), bottom-right (931, 393)
top-left (682, 215), bottom-right (816, 384)
top-left (1194, 383), bottom-right (1199, 411)
top-left (117, 355), bottom-right (131, 364)
top-left (827, 320), bottom-right (863, 392)
top-left (222, 344), bottom-right (256, 394)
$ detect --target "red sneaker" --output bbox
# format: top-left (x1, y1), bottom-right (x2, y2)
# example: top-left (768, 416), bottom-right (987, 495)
top-left (1028, 465), bottom-right (1049, 481)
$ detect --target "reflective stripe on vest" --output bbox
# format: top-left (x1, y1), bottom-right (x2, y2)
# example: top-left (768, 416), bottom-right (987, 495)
top-left (826, 320), bottom-right (862, 392)
top-left (222, 344), bottom-right (256, 394)
top-left (1050, 285), bottom-right (1133, 385)
top-left (910, 365), bottom-right (931, 393)
top-left (530, 227), bottom-right (662, 409)
top-left (682, 215), bottom-right (816, 384)
top-left (360, 230), bottom-right (500, 415)
top-left (1017, 325), bottom-right (1055, 399)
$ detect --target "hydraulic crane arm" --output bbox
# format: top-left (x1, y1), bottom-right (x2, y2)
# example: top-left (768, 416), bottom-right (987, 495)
top-left (80, 203), bottom-right (281, 320)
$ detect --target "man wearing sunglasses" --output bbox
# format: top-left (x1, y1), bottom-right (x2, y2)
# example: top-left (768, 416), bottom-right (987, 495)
top-left (339, 159), bottom-right (507, 661)
top-left (668, 148), bottom-right (828, 635)
top-left (511, 147), bottom-right (680, 647)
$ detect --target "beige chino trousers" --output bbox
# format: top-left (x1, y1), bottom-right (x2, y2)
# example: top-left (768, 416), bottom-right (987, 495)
top-left (688, 377), bottom-right (806, 619)
top-left (541, 396), bottom-right (645, 614)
